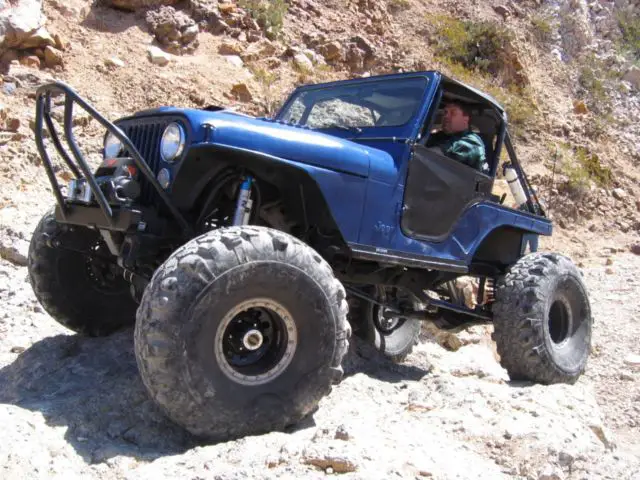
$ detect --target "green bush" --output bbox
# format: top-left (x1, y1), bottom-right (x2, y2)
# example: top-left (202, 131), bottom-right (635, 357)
top-left (429, 15), bottom-right (514, 78)
top-left (496, 88), bottom-right (537, 129)
top-left (575, 147), bottom-right (611, 187)
top-left (239, 0), bottom-right (288, 38)
top-left (562, 145), bottom-right (612, 195)
top-left (564, 161), bottom-right (591, 196)
top-left (577, 62), bottom-right (611, 114)
top-left (530, 14), bottom-right (553, 44)
top-left (617, 10), bottom-right (640, 60)
top-left (583, 114), bottom-right (612, 140)
top-left (578, 66), bottom-right (605, 98)
top-left (249, 65), bottom-right (279, 115)
top-left (291, 61), bottom-right (335, 87)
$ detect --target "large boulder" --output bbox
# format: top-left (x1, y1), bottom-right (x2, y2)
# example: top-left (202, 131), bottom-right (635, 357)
top-left (0, 0), bottom-right (45, 49)
top-left (188, 0), bottom-right (229, 34)
top-left (318, 41), bottom-right (343, 62)
top-left (104, 0), bottom-right (180, 11)
top-left (344, 35), bottom-right (376, 72)
top-left (622, 66), bottom-right (640, 90)
top-left (43, 45), bottom-right (63, 68)
top-left (145, 6), bottom-right (199, 53)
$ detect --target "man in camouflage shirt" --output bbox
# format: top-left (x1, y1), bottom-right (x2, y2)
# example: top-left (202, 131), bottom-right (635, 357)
top-left (426, 101), bottom-right (488, 173)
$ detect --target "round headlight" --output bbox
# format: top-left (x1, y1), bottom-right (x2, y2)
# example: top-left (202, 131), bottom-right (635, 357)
top-left (160, 122), bottom-right (186, 162)
top-left (104, 132), bottom-right (123, 159)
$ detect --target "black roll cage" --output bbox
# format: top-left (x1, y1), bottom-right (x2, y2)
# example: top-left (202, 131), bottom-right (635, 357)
top-left (503, 130), bottom-right (545, 216)
top-left (428, 75), bottom-right (546, 217)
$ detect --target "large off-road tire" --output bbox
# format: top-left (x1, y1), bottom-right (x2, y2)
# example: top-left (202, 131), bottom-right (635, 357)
top-left (348, 286), bottom-right (421, 363)
top-left (492, 252), bottom-right (592, 384)
top-left (134, 226), bottom-right (350, 440)
top-left (27, 208), bottom-right (138, 336)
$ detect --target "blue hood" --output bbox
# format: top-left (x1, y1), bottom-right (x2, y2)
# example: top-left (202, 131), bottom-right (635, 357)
top-left (195, 111), bottom-right (382, 177)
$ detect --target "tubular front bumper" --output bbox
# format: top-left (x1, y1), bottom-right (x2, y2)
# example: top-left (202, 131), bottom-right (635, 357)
top-left (34, 81), bottom-right (192, 235)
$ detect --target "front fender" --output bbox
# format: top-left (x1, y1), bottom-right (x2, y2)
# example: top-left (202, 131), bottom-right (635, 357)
top-left (171, 143), bottom-right (367, 244)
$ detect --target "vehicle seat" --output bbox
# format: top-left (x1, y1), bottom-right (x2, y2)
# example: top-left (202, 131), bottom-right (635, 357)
top-left (377, 109), bottom-right (410, 126)
top-left (478, 133), bottom-right (496, 170)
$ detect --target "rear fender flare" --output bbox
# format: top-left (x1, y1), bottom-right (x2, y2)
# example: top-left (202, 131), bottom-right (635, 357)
top-left (469, 225), bottom-right (542, 267)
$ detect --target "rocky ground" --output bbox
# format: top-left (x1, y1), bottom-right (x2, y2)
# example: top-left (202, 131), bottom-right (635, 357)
top-left (1, 237), bottom-right (640, 479)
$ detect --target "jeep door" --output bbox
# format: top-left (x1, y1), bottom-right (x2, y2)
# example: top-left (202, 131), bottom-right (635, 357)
top-left (401, 144), bottom-right (493, 241)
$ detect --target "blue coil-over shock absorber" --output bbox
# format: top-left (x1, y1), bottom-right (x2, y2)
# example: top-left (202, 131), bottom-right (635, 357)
top-left (233, 176), bottom-right (254, 226)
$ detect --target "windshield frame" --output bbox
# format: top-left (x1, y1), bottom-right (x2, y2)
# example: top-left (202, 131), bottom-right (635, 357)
top-left (275, 72), bottom-right (435, 138)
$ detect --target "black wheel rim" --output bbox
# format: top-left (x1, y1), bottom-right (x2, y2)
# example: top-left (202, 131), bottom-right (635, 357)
top-left (215, 298), bottom-right (297, 385)
top-left (374, 306), bottom-right (403, 333)
top-left (83, 240), bottom-right (127, 294)
top-left (373, 286), bottom-right (405, 333)
top-left (547, 276), bottom-right (589, 352)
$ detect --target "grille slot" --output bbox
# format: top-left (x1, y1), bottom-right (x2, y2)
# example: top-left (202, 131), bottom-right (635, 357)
top-left (117, 117), bottom-right (176, 205)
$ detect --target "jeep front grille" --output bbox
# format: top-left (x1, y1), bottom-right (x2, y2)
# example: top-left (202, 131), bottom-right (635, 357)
top-left (116, 116), bottom-right (176, 205)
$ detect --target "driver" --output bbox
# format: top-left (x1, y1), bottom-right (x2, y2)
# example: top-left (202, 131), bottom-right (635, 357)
top-left (426, 101), bottom-right (488, 173)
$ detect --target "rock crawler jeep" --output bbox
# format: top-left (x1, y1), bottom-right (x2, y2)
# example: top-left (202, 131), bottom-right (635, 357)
top-left (29, 71), bottom-right (592, 441)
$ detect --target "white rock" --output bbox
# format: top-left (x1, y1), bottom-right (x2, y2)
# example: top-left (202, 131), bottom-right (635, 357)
top-left (147, 46), bottom-right (171, 66)
top-left (182, 24), bottom-right (199, 42)
top-left (105, 56), bottom-right (125, 68)
top-left (612, 188), bottom-right (627, 200)
top-left (0, 0), bottom-right (45, 49)
top-left (624, 354), bottom-right (640, 368)
top-left (293, 52), bottom-right (313, 72)
top-left (302, 48), bottom-right (320, 64)
top-left (224, 55), bottom-right (244, 68)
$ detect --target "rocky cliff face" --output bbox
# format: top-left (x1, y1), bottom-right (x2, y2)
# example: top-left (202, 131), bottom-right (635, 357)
top-left (0, 0), bottom-right (639, 478)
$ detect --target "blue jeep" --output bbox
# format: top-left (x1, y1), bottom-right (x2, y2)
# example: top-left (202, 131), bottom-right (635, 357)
top-left (29, 71), bottom-right (592, 441)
